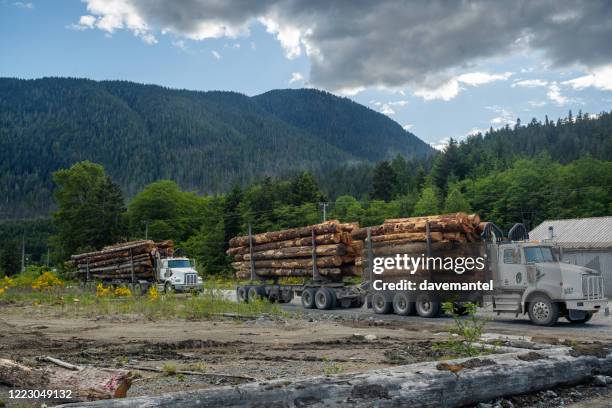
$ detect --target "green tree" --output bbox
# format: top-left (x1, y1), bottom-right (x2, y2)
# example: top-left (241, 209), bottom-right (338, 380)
top-left (223, 184), bottom-right (243, 246)
top-left (127, 180), bottom-right (206, 242)
top-left (413, 187), bottom-right (440, 216)
top-left (52, 161), bottom-right (125, 259)
top-left (0, 240), bottom-right (21, 276)
top-left (444, 187), bottom-right (472, 213)
top-left (372, 161), bottom-right (398, 202)
top-left (291, 172), bottom-right (323, 205)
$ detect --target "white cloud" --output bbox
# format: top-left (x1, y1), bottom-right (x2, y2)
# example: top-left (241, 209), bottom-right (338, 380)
top-left (487, 106), bottom-right (515, 126)
top-left (335, 86), bottom-right (365, 97)
top-left (528, 100), bottom-right (547, 107)
top-left (172, 39), bottom-right (186, 50)
top-left (467, 127), bottom-right (486, 136)
top-left (211, 50), bottom-right (221, 60)
top-left (430, 137), bottom-right (450, 151)
top-left (66, 15), bottom-right (97, 30)
top-left (288, 72), bottom-right (304, 85)
top-left (380, 104), bottom-right (395, 115)
top-left (456, 71), bottom-right (512, 86)
top-left (512, 79), bottom-right (548, 88)
top-left (413, 79), bottom-right (460, 101)
top-left (259, 16), bottom-right (308, 60)
top-left (13, 2), bottom-right (33, 9)
top-left (413, 71), bottom-right (511, 101)
top-left (546, 82), bottom-right (567, 105)
top-left (563, 65), bottom-right (612, 91)
top-left (402, 123), bottom-right (414, 131)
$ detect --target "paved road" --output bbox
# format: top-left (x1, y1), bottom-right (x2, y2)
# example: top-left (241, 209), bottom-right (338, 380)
top-left (222, 290), bottom-right (612, 341)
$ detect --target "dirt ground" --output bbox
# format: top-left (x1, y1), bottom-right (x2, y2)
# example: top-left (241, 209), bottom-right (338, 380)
top-left (1, 301), bottom-right (611, 407)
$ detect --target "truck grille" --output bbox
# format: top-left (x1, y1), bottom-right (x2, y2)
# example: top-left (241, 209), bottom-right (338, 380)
top-left (582, 275), bottom-right (604, 300)
top-left (185, 273), bottom-right (197, 285)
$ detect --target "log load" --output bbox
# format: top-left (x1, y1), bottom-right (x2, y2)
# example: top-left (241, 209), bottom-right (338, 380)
top-left (228, 221), bottom-right (360, 280)
top-left (356, 213), bottom-right (487, 282)
top-left (71, 240), bottom-right (173, 282)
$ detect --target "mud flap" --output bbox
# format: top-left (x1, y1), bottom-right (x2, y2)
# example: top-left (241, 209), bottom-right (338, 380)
top-left (568, 309), bottom-right (587, 320)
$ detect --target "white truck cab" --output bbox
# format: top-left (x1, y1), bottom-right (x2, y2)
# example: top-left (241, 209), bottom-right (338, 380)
top-left (492, 241), bottom-right (607, 325)
top-left (156, 257), bottom-right (203, 293)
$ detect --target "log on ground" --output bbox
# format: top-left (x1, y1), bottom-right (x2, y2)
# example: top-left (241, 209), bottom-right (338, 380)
top-left (0, 359), bottom-right (132, 402)
top-left (57, 348), bottom-right (612, 408)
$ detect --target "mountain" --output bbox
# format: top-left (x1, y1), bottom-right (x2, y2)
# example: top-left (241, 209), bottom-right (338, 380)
top-left (0, 77), bottom-right (433, 218)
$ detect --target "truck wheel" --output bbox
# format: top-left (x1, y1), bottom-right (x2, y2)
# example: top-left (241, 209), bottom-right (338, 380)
top-left (247, 286), bottom-right (265, 302)
top-left (393, 293), bottom-right (415, 316)
top-left (415, 293), bottom-right (440, 318)
top-left (301, 288), bottom-right (316, 309)
top-left (164, 282), bottom-right (174, 294)
top-left (315, 288), bottom-right (335, 310)
top-left (528, 295), bottom-right (559, 326)
top-left (372, 293), bottom-right (392, 314)
top-left (279, 290), bottom-right (294, 304)
top-left (566, 312), bottom-right (593, 324)
top-left (236, 286), bottom-right (248, 303)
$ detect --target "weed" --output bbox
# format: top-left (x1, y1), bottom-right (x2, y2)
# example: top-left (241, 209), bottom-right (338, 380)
top-left (433, 302), bottom-right (488, 357)
top-left (323, 362), bottom-right (344, 375)
top-left (162, 363), bottom-right (177, 376)
top-left (176, 373), bottom-right (186, 382)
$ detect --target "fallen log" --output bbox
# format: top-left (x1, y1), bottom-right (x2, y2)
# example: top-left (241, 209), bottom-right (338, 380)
top-left (57, 348), bottom-right (612, 408)
top-left (0, 359), bottom-right (132, 402)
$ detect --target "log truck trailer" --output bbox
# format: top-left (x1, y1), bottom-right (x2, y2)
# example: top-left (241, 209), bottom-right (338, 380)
top-left (236, 223), bottom-right (607, 326)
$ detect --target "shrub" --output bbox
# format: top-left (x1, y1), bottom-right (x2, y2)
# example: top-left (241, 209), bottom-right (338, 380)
top-left (31, 271), bottom-right (64, 291)
top-left (114, 286), bottom-right (132, 297)
top-left (148, 285), bottom-right (159, 301)
top-left (96, 283), bottom-right (111, 297)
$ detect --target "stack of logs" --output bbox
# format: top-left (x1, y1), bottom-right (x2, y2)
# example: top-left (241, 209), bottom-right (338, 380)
top-left (72, 240), bottom-right (173, 281)
top-left (351, 212), bottom-right (483, 276)
top-left (228, 221), bottom-right (362, 280)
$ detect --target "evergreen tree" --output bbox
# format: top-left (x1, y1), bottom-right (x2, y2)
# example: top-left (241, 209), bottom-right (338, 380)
top-left (223, 184), bottom-right (243, 247)
top-left (444, 187), bottom-right (471, 213)
top-left (413, 187), bottom-right (440, 216)
top-left (52, 161), bottom-right (125, 259)
top-left (0, 239), bottom-right (21, 276)
top-left (371, 161), bottom-right (397, 202)
top-left (291, 172), bottom-right (323, 205)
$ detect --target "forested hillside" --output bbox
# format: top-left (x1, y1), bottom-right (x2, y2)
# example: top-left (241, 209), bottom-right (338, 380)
top-left (0, 77), bottom-right (432, 218)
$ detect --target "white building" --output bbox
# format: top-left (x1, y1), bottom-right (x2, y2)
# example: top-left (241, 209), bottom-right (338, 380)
top-left (530, 216), bottom-right (612, 297)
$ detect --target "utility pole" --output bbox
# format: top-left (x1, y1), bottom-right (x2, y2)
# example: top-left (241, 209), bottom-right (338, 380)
top-left (20, 234), bottom-right (25, 273)
top-left (319, 202), bottom-right (328, 222)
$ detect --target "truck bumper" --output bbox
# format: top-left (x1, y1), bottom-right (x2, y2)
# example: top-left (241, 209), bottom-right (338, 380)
top-left (173, 284), bottom-right (203, 293)
top-left (565, 298), bottom-right (608, 312)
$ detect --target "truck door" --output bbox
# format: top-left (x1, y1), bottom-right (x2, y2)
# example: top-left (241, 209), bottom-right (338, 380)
top-left (498, 245), bottom-right (527, 290)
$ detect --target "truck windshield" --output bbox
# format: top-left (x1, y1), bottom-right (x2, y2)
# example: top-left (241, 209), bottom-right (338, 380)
top-left (168, 259), bottom-right (192, 268)
top-left (524, 247), bottom-right (555, 263)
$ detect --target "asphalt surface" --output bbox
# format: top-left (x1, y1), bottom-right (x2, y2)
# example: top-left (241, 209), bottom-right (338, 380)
top-left (223, 289), bottom-right (612, 341)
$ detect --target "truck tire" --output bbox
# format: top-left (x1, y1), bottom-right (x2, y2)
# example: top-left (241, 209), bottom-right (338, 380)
top-left (315, 288), bottom-right (335, 310)
top-left (372, 293), bottom-right (392, 314)
top-left (247, 286), bottom-right (265, 302)
top-left (528, 294), bottom-right (559, 326)
top-left (236, 286), bottom-right (248, 303)
top-left (566, 312), bottom-right (593, 324)
top-left (279, 289), bottom-right (294, 304)
top-left (164, 282), bottom-right (174, 294)
top-left (415, 293), bottom-right (440, 318)
top-left (393, 292), bottom-right (415, 316)
top-left (301, 288), bottom-right (316, 309)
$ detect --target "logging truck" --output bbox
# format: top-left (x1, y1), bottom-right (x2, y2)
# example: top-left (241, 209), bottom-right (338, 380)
top-left (233, 220), bottom-right (607, 326)
top-left (72, 240), bottom-right (203, 294)
top-left (366, 223), bottom-right (608, 325)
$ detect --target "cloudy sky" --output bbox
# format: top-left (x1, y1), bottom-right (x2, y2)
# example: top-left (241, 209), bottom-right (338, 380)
top-left (2, 0), bottom-right (612, 148)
